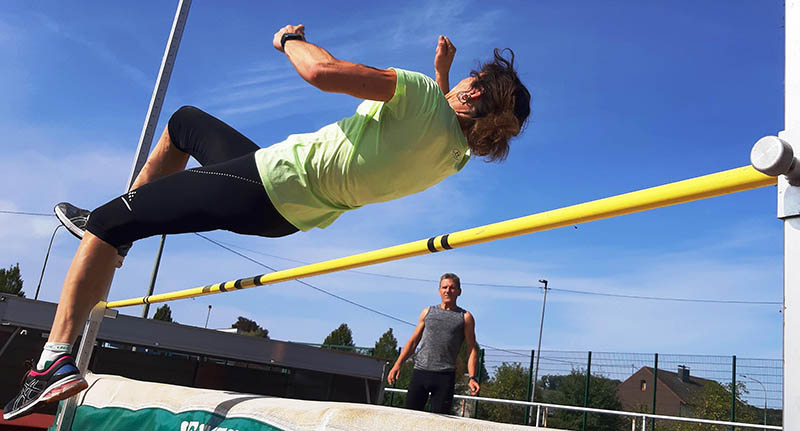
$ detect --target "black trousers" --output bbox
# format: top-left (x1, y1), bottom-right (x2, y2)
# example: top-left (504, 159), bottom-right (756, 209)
top-left (86, 106), bottom-right (298, 248)
top-left (405, 368), bottom-right (456, 414)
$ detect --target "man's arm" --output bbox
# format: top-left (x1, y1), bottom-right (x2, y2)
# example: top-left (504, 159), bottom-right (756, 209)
top-left (464, 311), bottom-right (480, 395)
top-left (273, 24), bottom-right (397, 102)
top-left (387, 308), bottom-right (428, 385)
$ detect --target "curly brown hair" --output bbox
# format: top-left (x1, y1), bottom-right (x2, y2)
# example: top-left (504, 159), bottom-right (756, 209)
top-left (466, 48), bottom-right (531, 162)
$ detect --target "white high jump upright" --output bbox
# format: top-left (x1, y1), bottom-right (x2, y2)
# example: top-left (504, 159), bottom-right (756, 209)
top-left (750, 0), bottom-right (800, 428)
top-left (53, 1), bottom-right (193, 430)
top-left (783, 0), bottom-right (800, 426)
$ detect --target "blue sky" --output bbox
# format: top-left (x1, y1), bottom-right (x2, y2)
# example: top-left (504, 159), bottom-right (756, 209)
top-left (0, 0), bottom-right (786, 368)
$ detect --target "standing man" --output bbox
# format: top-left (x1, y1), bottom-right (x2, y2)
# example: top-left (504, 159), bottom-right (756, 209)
top-left (387, 273), bottom-right (480, 414)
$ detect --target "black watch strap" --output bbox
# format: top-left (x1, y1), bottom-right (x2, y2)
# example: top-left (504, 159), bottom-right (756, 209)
top-left (281, 32), bottom-right (305, 50)
top-left (469, 376), bottom-right (477, 381)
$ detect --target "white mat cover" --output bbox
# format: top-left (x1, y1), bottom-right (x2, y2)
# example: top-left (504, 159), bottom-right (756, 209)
top-left (57, 373), bottom-right (558, 431)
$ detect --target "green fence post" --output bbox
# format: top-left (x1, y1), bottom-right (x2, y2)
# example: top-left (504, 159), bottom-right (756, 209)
top-left (730, 355), bottom-right (737, 431)
top-left (582, 351), bottom-right (592, 431)
top-left (650, 353), bottom-right (658, 431)
top-left (526, 349), bottom-right (534, 425)
top-left (389, 347), bottom-right (400, 406)
top-left (474, 348), bottom-right (485, 419)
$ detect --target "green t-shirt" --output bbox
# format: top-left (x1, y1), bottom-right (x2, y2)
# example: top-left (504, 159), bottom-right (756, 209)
top-left (254, 68), bottom-right (470, 231)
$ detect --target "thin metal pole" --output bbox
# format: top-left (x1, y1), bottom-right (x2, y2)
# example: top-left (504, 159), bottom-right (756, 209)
top-left (389, 347), bottom-right (399, 407)
top-left (34, 225), bottom-right (62, 300)
top-left (731, 355), bottom-right (737, 431)
top-left (55, 1), bottom-right (192, 429)
top-left (127, 4), bottom-right (191, 187)
top-left (650, 354), bottom-right (658, 431)
top-left (204, 305), bottom-right (212, 328)
top-left (141, 235), bottom-right (167, 318)
top-left (582, 351), bottom-right (592, 431)
top-left (525, 349), bottom-right (534, 425)
top-left (376, 362), bottom-right (389, 405)
top-left (531, 279), bottom-right (548, 404)
top-left (474, 348), bottom-right (484, 418)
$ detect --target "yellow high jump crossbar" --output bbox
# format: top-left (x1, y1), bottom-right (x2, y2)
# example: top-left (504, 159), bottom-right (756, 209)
top-left (107, 165), bottom-right (776, 309)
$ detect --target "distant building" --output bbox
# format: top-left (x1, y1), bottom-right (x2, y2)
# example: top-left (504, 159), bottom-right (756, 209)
top-left (617, 365), bottom-right (719, 417)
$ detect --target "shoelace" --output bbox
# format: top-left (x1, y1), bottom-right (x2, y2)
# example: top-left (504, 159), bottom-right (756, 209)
top-left (18, 359), bottom-right (35, 387)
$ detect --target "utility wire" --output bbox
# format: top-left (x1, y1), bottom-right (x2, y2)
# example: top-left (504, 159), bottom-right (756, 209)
top-left (193, 233), bottom-right (416, 327)
top-left (5, 209), bottom-right (780, 354)
top-left (0, 210), bottom-right (54, 217)
top-left (7, 209), bottom-right (781, 306)
top-left (546, 287), bottom-right (781, 305)
top-left (205, 238), bottom-right (782, 306)
top-left (193, 233), bottom-right (524, 357)
top-left (0, 209), bottom-right (525, 355)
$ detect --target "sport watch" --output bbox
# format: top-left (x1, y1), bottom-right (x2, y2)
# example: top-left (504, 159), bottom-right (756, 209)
top-left (281, 32), bottom-right (305, 50)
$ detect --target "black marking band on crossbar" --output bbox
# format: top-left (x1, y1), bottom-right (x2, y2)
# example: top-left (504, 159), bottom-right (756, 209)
top-left (428, 235), bottom-right (455, 253)
top-left (427, 237), bottom-right (438, 253)
top-left (440, 234), bottom-right (452, 250)
top-left (234, 279), bottom-right (243, 289)
top-left (219, 283), bottom-right (227, 292)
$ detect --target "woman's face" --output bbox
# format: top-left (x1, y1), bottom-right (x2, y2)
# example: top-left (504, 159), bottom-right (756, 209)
top-left (451, 76), bottom-right (476, 94)
top-left (446, 76), bottom-right (481, 117)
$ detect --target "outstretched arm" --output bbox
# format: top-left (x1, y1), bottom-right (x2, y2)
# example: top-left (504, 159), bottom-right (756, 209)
top-left (434, 35), bottom-right (456, 93)
top-left (464, 311), bottom-right (480, 395)
top-left (273, 24), bottom-right (397, 102)
top-left (387, 308), bottom-right (429, 385)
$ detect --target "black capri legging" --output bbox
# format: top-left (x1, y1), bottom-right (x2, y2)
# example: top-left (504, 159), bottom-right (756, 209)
top-left (86, 106), bottom-right (298, 249)
top-left (405, 369), bottom-right (456, 414)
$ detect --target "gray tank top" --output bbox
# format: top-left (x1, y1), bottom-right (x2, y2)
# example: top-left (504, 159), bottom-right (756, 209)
top-left (414, 305), bottom-right (466, 372)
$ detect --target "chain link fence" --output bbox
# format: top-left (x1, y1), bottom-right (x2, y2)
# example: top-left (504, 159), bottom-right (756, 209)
top-left (478, 348), bottom-right (782, 428)
top-left (317, 343), bottom-right (782, 428)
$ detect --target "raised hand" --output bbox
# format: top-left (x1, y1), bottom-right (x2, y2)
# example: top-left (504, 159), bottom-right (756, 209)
top-left (434, 35), bottom-right (456, 75)
top-left (435, 36), bottom-right (456, 93)
top-left (273, 24), bottom-right (306, 52)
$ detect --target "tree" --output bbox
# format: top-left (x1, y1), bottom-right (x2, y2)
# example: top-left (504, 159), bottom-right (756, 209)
top-left (323, 323), bottom-right (354, 351)
top-left (541, 370), bottom-right (625, 431)
top-left (479, 362), bottom-right (531, 424)
top-left (0, 263), bottom-right (24, 297)
top-left (663, 381), bottom-right (759, 431)
top-left (373, 328), bottom-right (398, 361)
top-left (232, 316), bottom-right (269, 338)
top-left (455, 343), bottom-right (489, 417)
top-left (382, 345), bottom-right (415, 408)
top-left (152, 304), bottom-right (173, 322)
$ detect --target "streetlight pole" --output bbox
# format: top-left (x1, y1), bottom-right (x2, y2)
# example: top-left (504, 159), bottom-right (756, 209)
top-left (740, 374), bottom-right (768, 425)
top-left (531, 279), bottom-right (549, 406)
top-left (34, 224), bottom-right (63, 300)
top-left (204, 305), bottom-right (212, 328)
